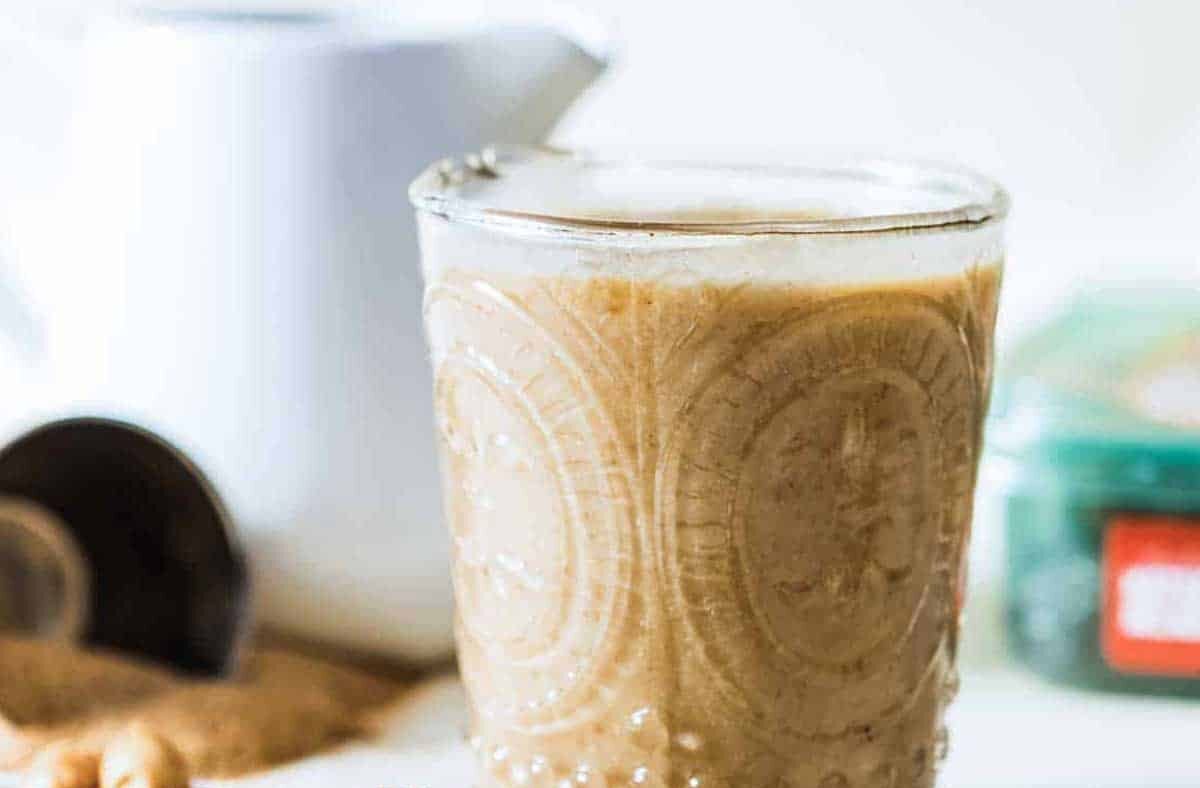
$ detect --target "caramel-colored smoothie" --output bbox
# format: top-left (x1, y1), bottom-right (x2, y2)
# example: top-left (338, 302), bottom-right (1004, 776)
top-left (424, 248), bottom-right (1000, 788)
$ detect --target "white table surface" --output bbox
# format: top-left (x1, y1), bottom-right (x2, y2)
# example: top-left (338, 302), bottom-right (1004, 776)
top-left (234, 665), bottom-right (1199, 788)
top-left (942, 669), bottom-right (1198, 788)
top-left (8, 665), bottom-right (1183, 788)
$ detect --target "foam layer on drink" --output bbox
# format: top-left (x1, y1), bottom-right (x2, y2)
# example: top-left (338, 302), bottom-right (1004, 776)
top-left (420, 212), bottom-right (1002, 288)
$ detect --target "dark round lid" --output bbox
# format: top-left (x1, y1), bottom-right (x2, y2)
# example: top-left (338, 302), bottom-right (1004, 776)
top-left (0, 418), bottom-right (249, 677)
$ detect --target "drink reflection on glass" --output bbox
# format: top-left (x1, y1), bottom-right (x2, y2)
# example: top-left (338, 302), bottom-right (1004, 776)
top-left (410, 147), bottom-right (1006, 788)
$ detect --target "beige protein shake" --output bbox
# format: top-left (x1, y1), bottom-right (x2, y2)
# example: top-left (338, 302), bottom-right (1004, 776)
top-left (411, 148), bottom-right (1006, 788)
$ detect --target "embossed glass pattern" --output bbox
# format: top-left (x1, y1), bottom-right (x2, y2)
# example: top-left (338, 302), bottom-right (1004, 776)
top-left (411, 146), bottom-right (1006, 788)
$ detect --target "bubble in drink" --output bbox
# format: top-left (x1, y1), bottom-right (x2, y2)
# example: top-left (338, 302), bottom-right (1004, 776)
top-left (935, 726), bottom-right (951, 762)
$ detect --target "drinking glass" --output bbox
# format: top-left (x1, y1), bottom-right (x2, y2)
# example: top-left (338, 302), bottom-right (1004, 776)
top-left (410, 146), bottom-right (1007, 788)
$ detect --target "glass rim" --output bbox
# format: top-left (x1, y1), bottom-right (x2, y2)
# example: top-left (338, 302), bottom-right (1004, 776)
top-left (409, 144), bottom-right (1010, 239)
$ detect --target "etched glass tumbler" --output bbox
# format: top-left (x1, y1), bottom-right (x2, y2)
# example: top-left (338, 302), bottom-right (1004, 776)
top-left (410, 147), bottom-right (1007, 788)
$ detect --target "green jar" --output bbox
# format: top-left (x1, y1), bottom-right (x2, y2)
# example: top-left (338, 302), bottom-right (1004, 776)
top-left (989, 289), bottom-right (1200, 696)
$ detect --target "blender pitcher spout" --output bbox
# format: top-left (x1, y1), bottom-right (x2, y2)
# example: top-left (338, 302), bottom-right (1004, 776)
top-left (450, 12), bottom-right (614, 143)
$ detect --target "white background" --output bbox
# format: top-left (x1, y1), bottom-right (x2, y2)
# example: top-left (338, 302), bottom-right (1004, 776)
top-left (1, 2), bottom-right (1198, 784)
top-left (6, 0), bottom-right (1200, 346)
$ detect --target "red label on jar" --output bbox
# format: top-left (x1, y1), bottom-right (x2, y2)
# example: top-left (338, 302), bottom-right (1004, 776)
top-left (1103, 516), bottom-right (1200, 677)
